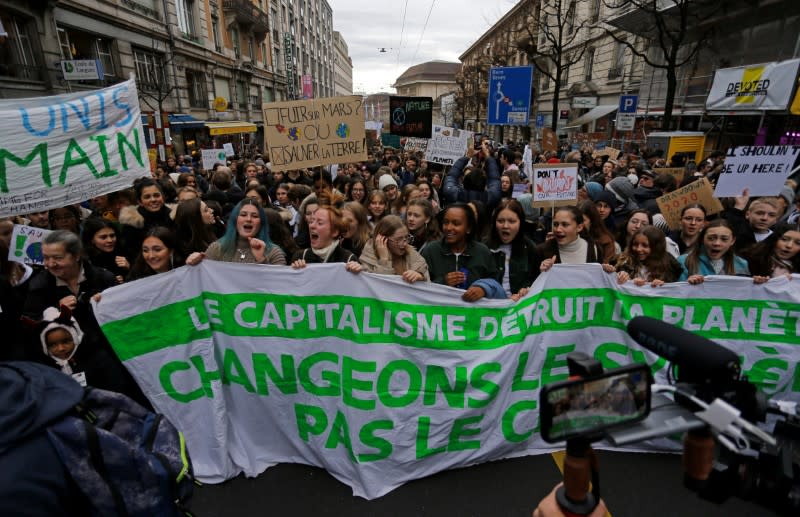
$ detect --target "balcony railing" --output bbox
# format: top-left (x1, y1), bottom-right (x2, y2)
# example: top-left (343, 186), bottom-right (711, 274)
top-left (222, 0), bottom-right (269, 39)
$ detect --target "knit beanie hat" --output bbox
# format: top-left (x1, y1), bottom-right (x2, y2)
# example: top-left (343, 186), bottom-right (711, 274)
top-left (40, 307), bottom-right (83, 374)
top-left (585, 181), bottom-right (603, 201)
top-left (594, 190), bottom-right (618, 208)
top-left (606, 176), bottom-right (636, 204)
top-left (378, 174), bottom-right (398, 191)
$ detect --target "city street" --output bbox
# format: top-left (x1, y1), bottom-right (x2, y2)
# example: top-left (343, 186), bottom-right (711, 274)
top-left (191, 451), bottom-right (777, 516)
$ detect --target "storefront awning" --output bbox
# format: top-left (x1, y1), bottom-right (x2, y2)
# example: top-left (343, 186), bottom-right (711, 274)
top-left (564, 105), bottom-right (618, 129)
top-left (205, 121), bottom-right (257, 136)
top-left (168, 113), bottom-right (205, 129)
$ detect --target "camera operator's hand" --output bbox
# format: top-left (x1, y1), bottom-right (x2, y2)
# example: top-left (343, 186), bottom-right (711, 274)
top-left (532, 484), bottom-right (607, 517)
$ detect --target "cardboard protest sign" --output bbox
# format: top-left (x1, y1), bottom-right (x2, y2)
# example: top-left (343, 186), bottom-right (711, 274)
top-left (403, 137), bottom-right (428, 154)
top-left (532, 164), bottom-right (578, 207)
top-left (201, 149), bottom-right (227, 171)
top-left (7, 224), bottom-right (52, 265)
top-left (654, 167), bottom-right (685, 185)
top-left (389, 96), bottom-right (433, 137)
top-left (94, 262), bottom-right (800, 499)
top-left (541, 127), bottom-right (558, 153)
top-left (656, 178), bottom-right (723, 229)
top-left (593, 146), bottom-right (621, 160)
top-left (424, 125), bottom-right (472, 165)
top-left (0, 76), bottom-right (150, 217)
top-left (263, 96), bottom-right (366, 172)
top-left (713, 145), bottom-right (800, 197)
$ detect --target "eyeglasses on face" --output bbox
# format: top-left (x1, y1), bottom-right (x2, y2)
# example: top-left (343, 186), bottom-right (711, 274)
top-left (387, 234), bottom-right (413, 245)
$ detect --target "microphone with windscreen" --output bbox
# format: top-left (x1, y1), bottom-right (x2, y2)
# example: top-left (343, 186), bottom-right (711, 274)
top-left (627, 316), bottom-right (741, 385)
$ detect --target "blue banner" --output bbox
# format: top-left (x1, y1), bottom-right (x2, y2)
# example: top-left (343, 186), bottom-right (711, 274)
top-left (487, 66), bottom-right (534, 126)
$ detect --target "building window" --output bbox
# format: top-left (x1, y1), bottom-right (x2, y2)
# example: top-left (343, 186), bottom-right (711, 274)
top-left (211, 16), bottom-right (221, 51)
top-left (186, 70), bottom-right (207, 108)
top-left (590, 0), bottom-right (601, 23)
top-left (0, 14), bottom-right (41, 80)
top-left (132, 48), bottom-right (165, 89)
top-left (57, 25), bottom-right (116, 83)
top-left (248, 37), bottom-right (255, 61)
top-left (584, 48), bottom-right (594, 81)
top-left (176, 0), bottom-right (196, 37)
top-left (235, 80), bottom-right (246, 109)
top-left (610, 41), bottom-right (626, 79)
top-left (565, 2), bottom-right (576, 35)
top-left (231, 26), bottom-right (241, 58)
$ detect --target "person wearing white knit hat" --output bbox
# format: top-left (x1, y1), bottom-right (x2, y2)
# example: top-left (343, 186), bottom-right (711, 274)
top-left (378, 174), bottom-right (400, 202)
top-left (39, 307), bottom-right (85, 383)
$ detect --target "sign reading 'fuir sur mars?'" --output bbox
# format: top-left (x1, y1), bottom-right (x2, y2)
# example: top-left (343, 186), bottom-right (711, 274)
top-left (263, 96), bottom-right (367, 171)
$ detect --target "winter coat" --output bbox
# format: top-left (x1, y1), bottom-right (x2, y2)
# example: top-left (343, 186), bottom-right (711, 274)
top-left (488, 237), bottom-right (542, 295)
top-left (358, 239), bottom-right (430, 280)
top-left (118, 205), bottom-right (177, 261)
top-left (443, 156), bottom-right (502, 212)
top-left (421, 239), bottom-right (497, 289)
top-left (291, 243), bottom-right (357, 264)
top-left (677, 248), bottom-right (751, 280)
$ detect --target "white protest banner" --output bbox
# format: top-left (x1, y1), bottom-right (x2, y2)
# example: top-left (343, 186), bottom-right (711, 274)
top-left (264, 96), bottom-right (367, 171)
top-left (714, 145), bottom-right (800, 197)
top-left (0, 76), bottom-right (150, 217)
top-left (706, 59), bottom-right (800, 111)
top-left (532, 164), bottom-right (578, 207)
top-left (93, 263), bottom-right (800, 499)
top-left (223, 143), bottom-right (235, 157)
top-left (7, 224), bottom-right (52, 265)
top-left (201, 149), bottom-right (227, 171)
top-left (365, 121), bottom-right (383, 132)
top-left (424, 125), bottom-right (472, 165)
top-left (511, 183), bottom-right (528, 199)
top-left (403, 137), bottom-right (429, 154)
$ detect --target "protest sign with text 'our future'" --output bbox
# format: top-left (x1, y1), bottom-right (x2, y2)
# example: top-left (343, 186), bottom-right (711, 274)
top-left (0, 76), bottom-right (150, 217)
top-left (93, 263), bottom-right (800, 499)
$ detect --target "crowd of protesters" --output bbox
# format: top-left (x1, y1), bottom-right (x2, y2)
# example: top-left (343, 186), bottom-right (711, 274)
top-left (1, 137), bottom-right (799, 403)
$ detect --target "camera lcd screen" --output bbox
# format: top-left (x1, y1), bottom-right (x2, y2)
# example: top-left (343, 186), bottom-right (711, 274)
top-left (541, 364), bottom-right (651, 443)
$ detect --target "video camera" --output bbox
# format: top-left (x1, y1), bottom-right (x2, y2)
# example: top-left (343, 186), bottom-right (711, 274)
top-left (538, 316), bottom-right (800, 515)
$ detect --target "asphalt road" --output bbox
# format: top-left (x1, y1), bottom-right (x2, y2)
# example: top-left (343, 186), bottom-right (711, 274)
top-left (190, 451), bottom-right (779, 517)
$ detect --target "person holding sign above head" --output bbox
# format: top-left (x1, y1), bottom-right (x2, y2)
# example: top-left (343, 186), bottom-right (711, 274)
top-left (291, 191), bottom-right (358, 269)
top-left (186, 198), bottom-right (286, 266)
top-left (723, 189), bottom-right (781, 252)
top-left (119, 178), bottom-right (176, 262)
top-left (538, 206), bottom-right (603, 273)
top-left (422, 203), bottom-right (503, 302)
top-left (346, 215), bottom-right (429, 283)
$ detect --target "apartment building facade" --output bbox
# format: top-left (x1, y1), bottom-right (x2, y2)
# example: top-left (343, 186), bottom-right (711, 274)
top-left (0, 0), bottom-right (349, 157)
top-left (332, 30), bottom-right (353, 96)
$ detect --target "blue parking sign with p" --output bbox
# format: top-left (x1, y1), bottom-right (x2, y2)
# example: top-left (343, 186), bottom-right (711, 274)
top-left (619, 95), bottom-right (638, 114)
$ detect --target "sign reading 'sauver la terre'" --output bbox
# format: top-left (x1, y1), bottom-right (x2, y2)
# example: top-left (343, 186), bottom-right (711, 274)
top-left (0, 76), bottom-right (150, 217)
top-left (93, 264), bottom-right (800, 499)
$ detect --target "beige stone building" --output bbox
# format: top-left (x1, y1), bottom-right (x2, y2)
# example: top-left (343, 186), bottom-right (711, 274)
top-left (393, 61), bottom-right (460, 125)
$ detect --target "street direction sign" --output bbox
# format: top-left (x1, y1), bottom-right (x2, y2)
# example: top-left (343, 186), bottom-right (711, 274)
top-left (487, 66), bottom-right (533, 126)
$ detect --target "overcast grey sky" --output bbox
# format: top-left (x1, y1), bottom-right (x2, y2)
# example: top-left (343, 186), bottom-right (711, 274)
top-left (330, 0), bottom-right (517, 93)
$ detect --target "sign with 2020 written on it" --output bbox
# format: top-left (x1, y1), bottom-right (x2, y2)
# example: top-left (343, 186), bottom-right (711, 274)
top-left (263, 96), bottom-right (367, 171)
